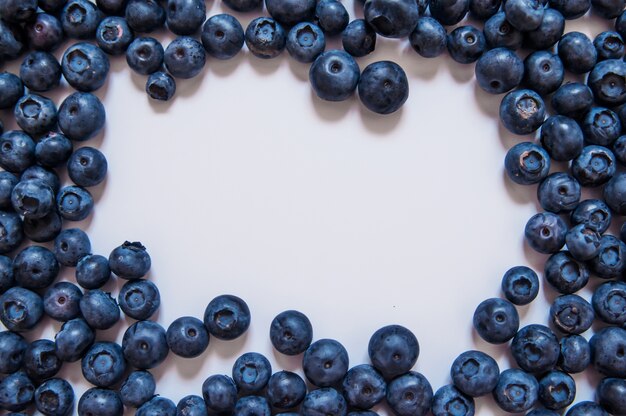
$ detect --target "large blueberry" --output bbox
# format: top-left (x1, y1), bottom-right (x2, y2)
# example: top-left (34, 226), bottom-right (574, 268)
top-left (286, 22), bottom-right (325, 63)
top-left (310, 50), bottom-right (360, 102)
top-left (232, 352), bottom-right (272, 394)
top-left (0, 287), bottom-right (43, 332)
top-left (363, 0), bottom-right (419, 38)
top-left (558, 334), bottom-right (590, 374)
top-left (55, 318), bottom-right (95, 362)
top-left (265, 0), bottom-right (316, 27)
top-left (43, 281), bottom-right (82, 321)
top-left (558, 31), bottom-right (597, 74)
top-left (492, 368), bottom-right (538, 413)
top-left (109, 241), bottom-right (151, 279)
top-left (504, 142), bottom-right (550, 185)
top-left (267, 370), bottom-right (307, 409)
top-left (270, 309), bottom-right (313, 355)
top-left (245, 17), bottom-right (286, 59)
top-left (121, 370), bottom-right (156, 408)
top-left (58, 92), bottom-right (106, 142)
top-left (122, 320), bottom-right (169, 369)
top-left (593, 281), bottom-right (626, 326)
top-left (409, 17), bottom-right (446, 58)
top-left (447, 25), bottom-right (486, 64)
top-left (590, 326), bottom-right (626, 377)
top-left (511, 324), bottom-right (560, 373)
top-left (342, 19), bottom-right (376, 58)
top-left (431, 385), bottom-right (474, 416)
top-left (34, 378), bottom-right (74, 416)
top-left (549, 294), bottom-right (594, 335)
top-left (524, 212), bottom-right (566, 254)
top-left (81, 342), bottom-right (127, 387)
top-left (164, 36), bottom-right (206, 79)
top-left (19, 52), bottom-right (62, 92)
top-left (61, 42), bottom-right (110, 92)
top-left (165, 0), bottom-right (206, 36)
top-left (450, 350), bottom-right (499, 397)
top-left (60, 0), bottom-right (102, 39)
top-left (79, 289), bottom-right (120, 330)
top-left (368, 324), bottom-right (418, 380)
top-left (166, 316), bottom-right (209, 358)
top-left (118, 279), bottom-right (160, 320)
top-left (358, 61), bottom-right (408, 114)
top-left (126, 36), bottom-right (164, 75)
top-left (540, 115), bottom-right (583, 161)
top-left (501, 266), bottom-right (539, 305)
top-left (499, 89), bottom-right (545, 135)
top-left (96, 16), bottom-right (134, 55)
top-left (302, 387), bottom-right (347, 416)
top-left (303, 338), bottom-right (349, 387)
top-left (386, 371), bottom-right (432, 416)
top-left (201, 14), bottom-right (244, 60)
top-left (472, 297), bottom-right (519, 344)
top-left (24, 13), bottom-right (65, 52)
top-left (202, 374), bottom-right (238, 414)
top-left (475, 47), bottom-right (523, 94)
top-left (78, 388), bottom-right (124, 416)
top-left (430, 0), bottom-right (470, 25)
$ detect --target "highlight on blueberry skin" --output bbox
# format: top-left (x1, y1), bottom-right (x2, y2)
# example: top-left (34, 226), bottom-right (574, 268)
top-left (363, 0), bottom-right (419, 38)
top-left (309, 50), bottom-right (360, 102)
top-left (358, 60), bottom-right (409, 115)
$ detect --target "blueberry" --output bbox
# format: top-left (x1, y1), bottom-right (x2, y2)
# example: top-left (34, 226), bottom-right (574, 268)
top-left (0, 371), bottom-right (35, 411)
top-left (303, 338), bottom-right (349, 387)
top-left (430, 0), bottom-right (470, 25)
top-left (368, 324), bottom-right (418, 380)
top-left (122, 320), bottom-right (169, 369)
top-left (524, 212), bottom-right (567, 254)
top-left (617, 10), bottom-right (626, 38)
top-left (604, 171), bottom-right (626, 214)
top-left (58, 92), bottom-right (106, 142)
top-left (527, 410), bottom-right (560, 416)
top-left (109, 241), bottom-right (151, 279)
top-left (552, 82), bottom-right (594, 120)
top-left (0, 287), bottom-right (43, 332)
top-left (136, 396), bottom-right (176, 416)
top-left (96, 0), bottom-right (128, 15)
top-left (386, 371), bottom-right (432, 416)
top-left (431, 385), bottom-right (474, 416)
top-left (540, 115), bottom-right (583, 162)
top-left (501, 266), bottom-right (539, 305)
top-left (613, 135), bottom-right (626, 165)
top-left (14, 95), bottom-right (58, 138)
top-left (0, 0), bottom-right (38, 22)
top-left (12, 245), bottom-right (58, 289)
top-left (548, 0), bottom-right (590, 19)
top-left (164, 36), bottom-right (206, 78)
top-left (358, 61), bottom-right (408, 114)
top-left (363, 0), bottom-right (419, 38)
top-left (285, 23), bottom-right (325, 64)
top-left (588, 59), bottom-right (626, 107)
top-left (54, 318), bottom-right (95, 362)
top-left (203, 294), bottom-right (250, 340)
top-left (126, 36), bottom-right (164, 75)
top-left (61, 0), bottom-right (102, 39)
top-left (118, 279), bottom-right (160, 320)
top-left (166, 316), bottom-right (208, 358)
top-left (57, 186), bottom-right (94, 221)
top-left (61, 42), bottom-right (110, 92)
top-left (43, 281), bottom-right (82, 321)
top-left (22, 339), bottom-right (61, 382)
top-left (566, 224), bottom-right (601, 262)
top-left (583, 107), bottom-right (621, 146)
top-left (309, 50), bottom-right (360, 102)
top-left (302, 387), bottom-right (347, 416)
top-left (77, 388), bottom-right (124, 416)
top-left (450, 350), bottom-right (499, 397)
top-left (590, 234), bottom-right (626, 279)
top-left (233, 396), bottom-right (271, 416)
top-left (76, 254), bottom-right (111, 289)
top-left (593, 281), bottom-right (626, 326)
top-left (267, 370), bottom-right (307, 409)
top-left (96, 16), bottom-right (134, 55)
top-left (0, 210), bottom-right (23, 253)
top-left (550, 294), bottom-right (594, 334)
top-left (54, 228), bottom-right (91, 267)
top-left (572, 145), bottom-right (616, 187)
top-left (125, 0), bottom-right (165, 33)
top-left (0, 20), bottom-right (25, 61)
top-left (121, 370), bottom-right (156, 408)
top-left (499, 89), bottom-right (545, 135)
top-left (79, 289), bottom-right (120, 330)
top-left (447, 25), bottom-right (486, 64)
top-left (176, 395), bottom-right (208, 416)
top-left (39, 0), bottom-right (68, 14)
top-left (14, 202), bottom-right (58, 240)
top-left (504, 0), bottom-right (544, 31)
top-left (566, 401), bottom-right (608, 416)
top-left (82, 342), bottom-right (127, 388)
top-left (147, 73), bottom-right (177, 103)
top-left (558, 32), bottom-right (597, 74)
top-left (469, 0), bottom-right (501, 19)
top-left (0, 172), bottom-right (17, 210)
top-left (522, 51), bottom-right (564, 95)
top-left (202, 374), bottom-right (238, 414)
top-left (558, 334), bottom-right (590, 373)
top-left (475, 47), bottom-right (524, 94)
top-left (472, 297), bottom-right (519, 344)
top-left (597, 377), bottom-right (626, 415)
top-left (265, 0), bottom-right (316, 28)
top-left (166, 0), bottom-right (206, 36)
top-left (492, 368), bottom-right (538, 413)
top-left (537, 173), bottom-right (581, 213)
top-left (524, 8), bottom-right (565, 50)
top-left (11, 180), bottom-right (54, 220)
top-left (591, 0), bottom-right (625, 18)
top-left (409, 17), bottom-right (446, 58)
top-left (19, 52), bottom-right (62, 92)
top-left (538, 370), bottom-right (575, 410)
top-left (232, 352), bottom-right (272, 394)
top-left (511, 324), bottom-right (560, 373)
top-left (316, 0), bottom-right (349, 35)
top-left (504, 142), bottom-right (550, 185)
top-left (269, 309), bottom-right (313, 355)
top-left (0, 331), bottom-right (28, 374)
top-left (245, 17), bottom-right (286, 59)
top-left (68, 147), bottom-right (108, 187)
top-left (342, 364), bottom-right (386, 409)
top-left (342, 19), bottom-right (376, 58)
top-left (21, 166), bottom-right (60, 194)
top-left (594, 31), bottom-right (625, 61)
top-left (34, 378), bottom-right (74, 416)
top-left (544, 251), bottom-right (589, 294)
top-left (590, 326), bottom-right (626, 377)
top-left (201, 14), bottom-right (244, 60)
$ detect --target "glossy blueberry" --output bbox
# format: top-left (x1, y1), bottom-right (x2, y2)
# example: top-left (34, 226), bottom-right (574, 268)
top-left (270, 309), bottom-right (313, 355)
top-left (164, 36), bottom-right (206, 79)
top-left (202, 375), bottom-right (238, 414)
top-left (566, 401), bottom-right (608, 416)
top-left (522, 51), bottom-right (564, 95)
top-left (386, 371), bottom-right (432, 416)
top-left (504, 142), bottom-right (549, 185)
top-left (67, 147), bottom-right (107, 187)
top-left (126, 37), bottom-right (164, 75)
top-left (0, 172), bottom-right (17, 210)
top-left (23, 339), bottom-right (62, 381)
top-left (109, 241), bottom-right (151, 279)
top-left (588, 59), bottom-right (626, 107)
top-left (57, 186), bottom-right (93, 221)
top-left (76, 254), bottom-right (111, 289)
top-left (604, 171), bottom-right (626, 214)
top-left (61, 42), bottom-right (110, 92)
top-left (0, 0), bottom-right (38, 22)
top-left (368, 324), bottom-right (418, 380)
top-left (0, 287), bottom-right (43, 331)
top-left (363, 0), bottom-right (419, 38)
top-left (550, 294), bottom-right (594, 334)
top-left (613, 135), bottom-right (626, 165)
top-left (552, 82), bottom-right (593, 120)
top-left (527, 409), bottom-right (559, 416)
top-left (358, 61), bottom-right (408, 114)
top-left (234, 396), bottom-right (271, 416)
top-left (342, 19), bottom-right (376, 58)
top-left (0, 210), bottom-right (23, 253)
top-left (409, 17), bottom-right (446, 58)
top-left (549, 0), bottom-right (590, 19)
top-left (125, 0), bottom-right (165, 33)
top-left (597, 377), bottom-right (626, 415)
top-left (21, 166), bottom-right (60, 195)
top-left (524, 212), bottom-right (566, 254)
top-left (177, 395), bottom-right (207, 416)
top-left (166, 316), bottom-right (208, 358)
top-left (504, 0), bottom-right (544, 32)
top-left (591, 0), bottom-right (625, 18)
top-left (11, 180), bottom-right (54, 221)
top-left (0, 331), bottom-right (27, 374)
top-left (265, 0), bottom-right (315, 28)
top-left (222, 0), bottom-right (261, 12)
top-left (544, 251), bottom-right (588, 294)
top-left (19, 212), bottom-right (56, 242)
top-left (540, 116), bottom-right (583, 162)
top-left (590, 326), bottom-right (626, 377)
top-left (14, 94), bottom-right (57, 137)
top-left (310, 50), bottom-right (360, 102)
top-left (590, 234), bottom-right (626, 279)
top-left (61, 0), bottom-right (102, 39)
top-left (78, 388), bottom-right (124, 416)
top-left (583, 107), bottom-right (621, 147)
top-left (96, 0), bottom-right (128, 15)
top-left (201, 14), bottom-right (244, 60)
top-left (286, 23), bottom-right (325, 63)
top-left (58, 92), bottom-right (106, 142)
top-left (447, 25), bottom-right (486, 64)
top-left (537, 173), bottom-right (580, 213)
top-left (166, 0), bottom-right (205, 36)
top-left (34, 378), bottom-right (74, 416)
top-left (316, 0), bottom-right (348, 35)
top-left (617, 10), bottom-right (626, 38)
top-left (430, 0), bottom-right (470, 25)
top-left (25, 14), bottom-right (64, 52)
top-left (38, 0), bottom-right (68, 14)
top-left (20, 52), bottom-right (62, 92)
top-left (245, 17), bottom-right (286, 59)
top-left (431, 385), bottom-right (474, 416)
top-left (469, 0), bottom-right (501, 19)
top-left (80, 289), bottom-right (120, 330)
top-left (593, 281), bottom-right (626, 326)
top-left (492, 369), bottom-right (538, 413)
top-left (594, 31), bottom-right (624, 61)
top-left (303, 338), bottom-right (349, 387)
top-left (558, 32), bottom-right (597, 74)
top-left (54, 228), bottom-right (91, 267)
top-left (537, 371), bottom-right (575, 410)
top-left (54, 318), bottom-right (95, 362)
top-left (121, 370), bottom-right (156, 408)
top-left (302, 388), bottom-right (346, 416)
top-left (12, 245), bottom-right (58, 289)
top-left (203, 294), bottom-right (250, 340)
top-left (267, 370), bottom-right (307, 409)
top-left (499, 89), bottom-right (545, 135)
top-left (96, 16), bottom-right (134, 55)
top-left (524, 8), bottom-right (565, 50)
top-left (501, 266), bottom-right (539, 305)
top-left (450, 350), bottom-right (499, 397)
top-left (342, 364), bottom-right (386, 409)
top-left (43, 281), bottom-right (82, 321)
top-left (0, 20), bottom-right (25, 61)
top-left (475, 47), bottom-right (524, 94)
top-left (511, 324), bottom-right (560, 373)
top-left (572, 145), bottom-right (616, 187)
top-left (0, 371), bottom-right (35, 411)
top-left (558, 334), bottom-right (590, 373)
top-left (136, 396), bottom-right (176, 416)
top-left (232, 352), bottom-right (272, 393)
top-left (122, 320), bottom-right (169, 369)
top-left (82, 342), bottom-right (127, 387)
top-left (566, 224), bottom-right (601, 262)
top-left (473, 297), bottom-right (519, 344)
top-left (118, 277), bottom-right (161, 322)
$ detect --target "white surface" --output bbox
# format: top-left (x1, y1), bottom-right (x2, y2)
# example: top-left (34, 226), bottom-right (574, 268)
top-left (0, 3), bottom-right (617, 415)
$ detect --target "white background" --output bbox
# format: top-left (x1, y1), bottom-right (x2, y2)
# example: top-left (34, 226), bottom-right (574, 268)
top-left (0, 2), bottom-right (618, 415)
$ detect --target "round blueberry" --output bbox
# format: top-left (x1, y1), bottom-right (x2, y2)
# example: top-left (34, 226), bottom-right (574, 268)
top-left (122, 320), bottom-right (169, 369)
top-left (75, 254), bottom-right (111, 289)
top-left (501, 266), bottom-right (539, 305)
top-left (78, 388), bottom-right (124, 416)
top-left (202, 374), bottom-right (238, 414)
top-left (55, 318), bottom-right (95, 362)
top-left (203, 294), bottom-right (250, 340)
top-left (96, 16), bottom-right (134, 55)
top-left (79, 289), bottom-right (120, 330)
top-left (363, 0), bottom-right (419, 38)
top-left (61, 42), bottom-right (110, 92)
top-left (19, 51), bottom-right (62, 92)
top-left (524, 212), bottom-right (566, 254)
top-left (368, 324), bottom-right (418, 380)
top-left (431, 385), bottom-right (474, 416)
top-left (342, 19), bottom-right (376, 58)
top-left (58, 92), bottom-right (106, 142)
top-left (447, 25), bottom-right (486, 64)
top-left (166, 316), bottom-right (209, 358)
top-left (475, 47), bottom-right (524, 94)
top-left (245, 17), bottom-right (286, 59)
top-left (301, 387), bottom-right (347, 416)
top-left (126, 37), bottom-right (164, 75)
top-left (267, 370), bottom-right (307, 409)
top-left (492, 368), bottom-right (538, 413)
top-left (310, 50), bottom-right (360, 102)
top-left (472, 297), bottom-right (519, 344)
top-left (43, 281), bottom-right (82, 322)
top-left (286, 22), bottom-right (326, 64)
top-left (270, 309), bottom-right (313, 355)
top-left (200, 14), bottom-right (244, 60)
top-left (121, 370), bottom-right (156, 408)
top-left (82, 342), bottom-right (126, 387)
top-left (540, 115), bottom-right (584, 162)
top-left (385, 371), bottom-right (432, 416)
top-left (342, 364), bottom-right (386, 409)
top-left (450, 350), bottom-right (499, 397)
top-left (303, 338), bottom-right (349, 387)
top-left (558, 334), bottom-right (590, 374)
top-left (109, 241), bottom-right (151, 279)
top-left (57, 185), bottom-right (94, 221)
top-left (499, 89), bottom-right (545, 135)
top-left (358, 60), bottom-right (408, 115)
top-left (232, 352), bottom-right (272, 394)
top-left (0, 287), bottom-right (43, 332)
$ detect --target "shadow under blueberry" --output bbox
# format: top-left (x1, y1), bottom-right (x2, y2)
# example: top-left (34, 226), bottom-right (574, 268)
top-left (310, 89), bottom-right (354, 122)
top-left (358, 104), bottom-right (404, 135)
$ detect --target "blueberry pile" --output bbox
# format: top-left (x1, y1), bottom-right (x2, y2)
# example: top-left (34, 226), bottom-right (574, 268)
top-left (1, 0), bottom-right (626, 415)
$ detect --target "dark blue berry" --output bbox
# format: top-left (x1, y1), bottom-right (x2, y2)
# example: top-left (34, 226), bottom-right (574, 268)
top-left (504, 142), bottom-right (550, 185)
top-left (125, 0), bottom-right (165, 33)
top-left (61, 42), bottom-right (110, 92)
top-left (58, 92), bottom-right (106, 142)
top-left (450, 350), bottom-right (499, 397)
top-left (303, 338), bottom-right (349, 387)
top-left (469, 0), bottom-right (501, 19)
top-left (475, 47), bottom-right (524, 94)
top-left (544, 251), bottom-right (588, 294)
top-left (57, 186), bottom-right (94, 222)
top-left (540, 115), bottom-right (583, 162)
top-left (558, 334), bottom-right (590, 374)
top-left (583, 107), bottom-right (621, 146)
top-left (96, 16), bottom-right (134, 55)
top-left (75, 254), bottom-right (111, 289)
top-left (358, 60), bottom-right (409, 114)
top-left (0, 210), bottom-right (24, 253)
top-left (504, 0), bottom-right (544, 31)
top-left (342, 19), bottom-right (376, 58)
top-left (430, 0), bottom-right (470, 25)
top-left (590, 234), bottom-right (626, 279)
top-left (492, 369), bottom-right (538, 413)
top-left (484, 12), bottom-right (523, 50)
top-left (501, 266), bottom-right (539, 305)
top-left (409, 17), bottom-right (446, 58)
top-left (591, 0), bottom-right (625, 18)
top-left (35, 378), bottom-right (74, 416)
top-left (121, 370), bottom-right (156, 408)
top-left (80, 289), bottom-right (120, 330)
top-left (286, 22), bottom-right (326, 63)
top-left (165, 0), bottom-right (206, 36)
top-left (588, 59), bottom-right (626, 107)
top-left (594, 31), bottom-right (625, 61)
top-left (363, 0), bottom-right (419, 38)
top-left (176, 395), bottom-right (207, 416)
top-left (234, 396), bottom-right (271, 416)
top-left (558, 32), bottom-right (597, 74)
top-left (0, 0), bottom-right (37, 22)
top-left (203, 294), bottom-right (250, 340)
top-left (309, 50), bottom-right (360, 101)
top-left (524, 8), bottom-right (564, 50)
top-left (137, 396), bottom-right (176, 416)
top-left (523, 51), bottom-right (564, 95)
top-left (537, 172), bottom-right (580, 213)
top-left (265, 0), bottom-right (316, 28)
top-left (548, 0), bottom-right (590, 19)
top-left (202, 375), bottom-right (238, 414)
top-left (54, 228), bottom-right (91, 267)
top-left (472, 297), bottom-right (519, 344)
top-left (245, 17), bottom-right (286, 59)
top-left (267, 370), bottom-right (307, 409)
top-left (447, 25), bottom-right (486, 64)
top-left (23, 340), bottom-right (62, 381)
top-left (78, 388), bottom-right (124, 416)
top-left (109, 241), bottom-right (151, 279)
top-left (232, 352), bottom-right (272, 393)
top-left (0, 287), bottom-right (43, 332)
top-left (538, 371), bottom-right (575, 410)
top-left (166, 316), bottom-right (208, 358)
top-left (302, 387), bottom-right (347, 416)
top-left (592, 280), bottom-right (626, 326)
top-left (43, 281), bottom-right (82, 321)
top-left (552, 82), bottom-right (593, 120)
top-left (201, 14), bottom-right (244, 60)
top-left (511, 324), bottom-right (560, 373)
top-left (270, 309), bottom-right (313, 355)
top-left (431, 385), bottom-right (474, 416)
top-left (386, 371), bottom-right (432, 416)
top-left (597, 377), bottom-right (626, 415)
top-left (590, 327), bottom-right (626, 377)
top-left (604, 171), bottom-right (626, 214)
top-left (0, 371), bottom-right (35, 411)
top-left (0, 331), bottom-right (28, 374)
top-left (82, 342), bottom-right (126, 387)
top-left (14, 94), bottom-right (58, 137)
top-left (122, 320), bottom-right (169, 369)
top-left (13, 245), bottom-right (58, 289)
top-left (118, 279), bottom-right (160, 320)
top-left (61, 0), bottom-right (102, 39)
top-left (19, 52), bottom-right (62, 92)
top-left (315, 0), bottom-right (348, 35)
top-left (164, 36), bottom-right (206, 78)
top-left (126, 36), bottom-right (164, 75)
top-left (54, 318), bottom-right (95, 362)
top-left (25, 13), bottom-right (65, 52)
top-left (550, 294), bottom-right (594, 334)
top-left (524, 212), bottom-right (566, 254)
top-left (499, 89), bottom-right (545, 135)
top-left (572, 145), bottom-right (616, 187)
top-left (368, 324), bottom-right (418, 380)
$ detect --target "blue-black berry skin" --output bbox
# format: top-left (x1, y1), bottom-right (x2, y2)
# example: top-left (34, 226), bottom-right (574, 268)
top-left (342, 19), bottom-right (376, 58)
top-left (78, 388), bottom-right (124, 416)
top-left (549, 0), bottom-right (590, 19)
top-left (23, 210), bottom-right (61, 244)
top-left (0, 171), bottom-right (17, 210)
top-left (136, 396), bottom-right (177, 416)
top-left (57, 186), bottom-right (94, 222)
top-left (125, 0), bottom-right (165, 33)
top-left (342, 364), bottom-right (386, 409)
top-left (544, 251), bottom-right (589, 294)
top-left (126, 36), bottom-right (164, 75)
top-left (81, 341), bottom-right (127, 387)
top-left (270, 309), bottom-right (313, 355)
top-left (58, 92), bottom-right (106, 142)
top-left (447, 25), bottom-right (486, 64)
top-left (43, 281), bottom-right (82, 322)
top-left (499, 89), bottom-right (545, 135)
top-left (0, 20), bottom-right (25, 60)
top-left (223, 0), bottom-right (262, 12)
top-left (431, 384), bottom-right (474, 416)
top-left (118, 279), bottom-right (160, 320)
top-left (0, 210), bottom-right (24, 254)
top-left (0, 331), bottom-right (28, 374)
top-left (450, 350), bottom-right (499, 397)
top-left (538, 371), bottom-right (575, 410)
top-left (503, 0), bottom-right (544, 32)
top-left (265, 0), bottom-right (316, 28)
top-left (572, 145), bottom-right (616, 187)
top-left (430, 0), bottom-right (470, 26)
top-left (34, 378), bottom-right (74, 416)
top-left (593, 281), bottom-right (626, 326)
top-left (590, 234), bottom-right (626, 279)
top-left (597, 377), bottom-right (626, 415)
top-left (522, 51), bottom-right (564, 95)
top-left (524, 8), bottom-right (565, 50)
top-left (23, 339), bottom-right (62, 382)
top-left (164, 36), bottom-right (206, 79)
top-left (409, 17), bottom-right (446, 58)
top-left (60, 0), bottom-right (102, 39)
top-left (166, 316), bottom-right (209, 358)
top-left (109, 241), bottom-right (151, 280)
top-left (234, 395), bottom-right (271, 416)
top-left (0, 287), bottom-right (43, 332)
top-left (551, 82), bottom-right (593, 120)
top-left (358, 60), bottom-right (408, 115)
top-left (511, 324), bottom-right (560, 374)
top-left (96, 0), bottom-right (127, 15)
top-left (121, 370), bottom-right (156, 408)
top-left (504, 142), bottom-right (550, 185)
top-left (61, 42), bottom-right (110, 92)
top-left (583, 107), bottom-right (621, 147)
top-left (594, 31), bottom-right (625, 60)
top-left (558, 334), bottom-right (590, 374)
top-left (20, 51), bottom-right (62, 92)
top-left (266, 370), bottom-right (307, 409)
top-left (0, 0), bottom-right (38, 22)
top-left (166, 0), bottom-right (206, 36)
top-left (176, 395), bottom-right (208, 416)
top-left (286, 22), bottom-right (326, 63)
top-left (202, 374), bottom-right (238, 414)
top-left (303, 338), bottom-right (349, 387)
top-left (302, 387), bottom-right (347, 416)
top-left (524, 212), bottom-right (566, 254)
top-left (590, 326), bottom-right (626, 377)
top-left (588, 59), bottom-right (626, 107)
top-left (604, 171), bottom-right (626, 214)
top-left (79, 289), bottom-right (120, 330)
top-left (201, 14), bottom-right (244, 60)
top-left (475, 47), bottom-right (523, 94)
top-left (13, 245), bottom-right (59, 289)
top-left (386, 371), bottom-right (432, 416)
top-left (55, 318), bottom-right (95, 362)
top-left (363, 0), bottom-right (419, 38)
top-left (310, 50), bottom-right (360, 102)
top-left (54, 228), bottom-right (91, 268)
top-left (14, 94), bottom-right (58, 137)
top-left (472, 297), bottom-right (519, 344)
top-left (566, 401), bottom-right (608, 416)
top-left (25, 13), bottom-right (65, 52)
top-left (146, 70), bottom-right (176, 101)
top-left (245, 17), bottom-right (286, 59)
top-left (232, 352), bottom-right (272, 394)
top-left (22, 166), bottom-right (60, 194)
top-left (0, 371), bottom-right (35, 411)
top-left (492, 368), bottom-right (538, 413)
top-left (540, 115), bottom-right (584, 162)
top-left (566, 224), bottom-right (601, 261)
top-left (96, 16), bottom-right (134, 55)
top-left (501, 266), bottom-right (539, 305)
top-left (537, 172), bottom-right (581, 213)
top-left (469, 0), bottom-right (501, 20)
top-left (558, 31), bottom-right (597, 74)
top-left (122, 320), bottom-right (169, 369)
top-left (368, 324), bottom-right (418, 380)
top-left (550, 294), bottom-right (594, 335)
top-left (316, 0), bottom-right (348, 35)
top-left (203, 294), bottom-right (250, 340)
top-left (483, 12), bottom-right (523, 50)
top-left (591, 0), bottom-right (625, 19)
